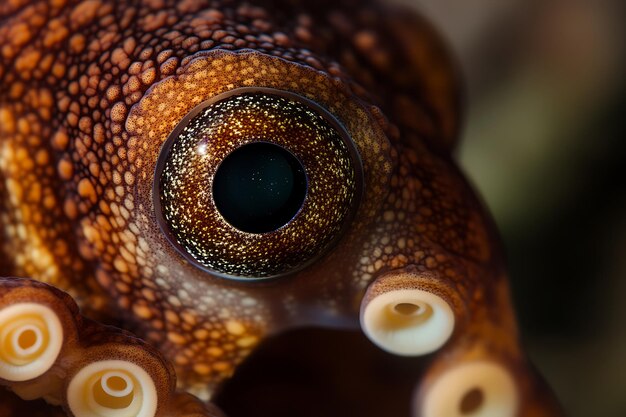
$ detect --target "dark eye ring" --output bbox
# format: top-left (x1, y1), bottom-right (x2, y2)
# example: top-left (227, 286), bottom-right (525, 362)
top-left (153, 87), bottom-right (364, 280)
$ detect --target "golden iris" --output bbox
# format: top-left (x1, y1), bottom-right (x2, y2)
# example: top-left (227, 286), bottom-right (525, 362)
top-left (154, 88), bottom-right (363, 279)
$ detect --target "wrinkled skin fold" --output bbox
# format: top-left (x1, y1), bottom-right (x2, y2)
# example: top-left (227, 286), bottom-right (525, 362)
top-left (0, 0), bottom-right (563, 416)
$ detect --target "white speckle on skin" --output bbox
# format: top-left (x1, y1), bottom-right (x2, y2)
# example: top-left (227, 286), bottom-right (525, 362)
top-left (241, 297), bottom-right (257, 307)
top-left (177, 289), bottom-right (190, 301)
top-left (167, 295), bottom-right (182, 307)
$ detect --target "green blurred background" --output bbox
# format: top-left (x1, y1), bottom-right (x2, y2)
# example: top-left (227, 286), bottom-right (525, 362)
top-left (398, 0), bottom-right (625, 415)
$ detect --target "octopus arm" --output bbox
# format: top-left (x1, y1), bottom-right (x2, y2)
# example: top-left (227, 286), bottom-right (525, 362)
top-left (0, 277), bottom-right (224, 417)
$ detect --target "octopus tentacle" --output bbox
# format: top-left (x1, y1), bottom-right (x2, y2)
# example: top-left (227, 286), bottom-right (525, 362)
top-left (417, 359), bottom-right (518, 417)
top-left (413, 349), bottom-right (565, 417)
top-left (0, 277), bottom-right (224, 417)
top-left (360, 269), bottom-right (459, 356)
top-left (406, 271), bottom-right (565, 417)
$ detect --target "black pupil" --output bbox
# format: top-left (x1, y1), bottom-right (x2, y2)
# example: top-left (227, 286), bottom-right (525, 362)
top-left (213, 142), bottom-right (307, 234)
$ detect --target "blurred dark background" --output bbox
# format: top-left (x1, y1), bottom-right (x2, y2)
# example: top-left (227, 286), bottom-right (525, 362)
top-left (398, 0), bottom-right (625, 415)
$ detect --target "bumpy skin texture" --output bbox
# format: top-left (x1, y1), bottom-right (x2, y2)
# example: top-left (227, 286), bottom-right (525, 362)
top-left (0, 0), bottom-right (562, 416)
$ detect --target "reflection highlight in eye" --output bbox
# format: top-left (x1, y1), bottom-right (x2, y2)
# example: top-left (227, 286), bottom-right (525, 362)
top-left (154, 87), bottom-right (363, 279)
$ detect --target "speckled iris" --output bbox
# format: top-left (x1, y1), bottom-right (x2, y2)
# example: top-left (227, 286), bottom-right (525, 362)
top-left (154, 88), bottom-right (362, 279)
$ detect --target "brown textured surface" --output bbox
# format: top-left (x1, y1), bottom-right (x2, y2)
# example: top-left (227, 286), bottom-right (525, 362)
top-left (0, 0), bottom-right (561, 416)
top-left (0, 277), bottom-right (221, 416)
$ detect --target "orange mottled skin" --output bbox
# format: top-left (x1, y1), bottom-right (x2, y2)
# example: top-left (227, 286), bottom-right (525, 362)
top-left (0, 0), bottom-right (562, 416)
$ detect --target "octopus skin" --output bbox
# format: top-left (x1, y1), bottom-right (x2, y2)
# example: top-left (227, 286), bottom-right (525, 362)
top-left (0, 0), bottom-right (563, 416)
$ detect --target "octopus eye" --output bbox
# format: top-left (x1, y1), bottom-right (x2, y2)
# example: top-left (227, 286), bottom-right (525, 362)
top-left (154, 87), bottom-right (363, 279)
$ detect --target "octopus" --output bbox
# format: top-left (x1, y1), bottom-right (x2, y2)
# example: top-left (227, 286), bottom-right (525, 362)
top-left (0, 0), bottom-right (565, 416)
